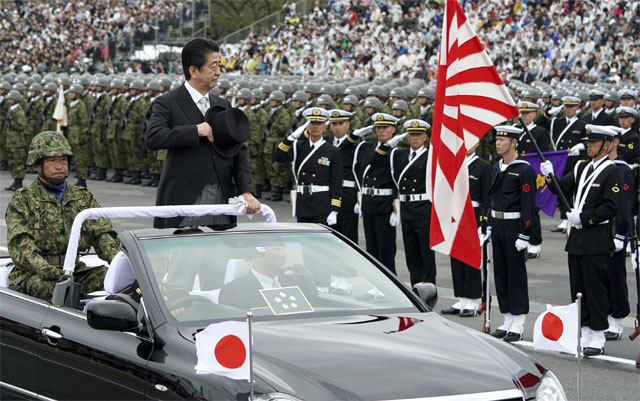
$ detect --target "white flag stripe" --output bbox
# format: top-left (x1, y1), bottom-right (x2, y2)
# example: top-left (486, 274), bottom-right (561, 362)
top-left (459, 104), bottom-right (511, 127)
top-left (448, 82), bottom-right (516, 104)
top-left (447, 13), bottom-right (458, 51)
top-left (443, 105), bottom-right (459, 119)
top-left (456, 17), bottom-right (477, 47)
top-left (446, 52), bottom-right (494, 79)
top-left (440, 125), bottom-right (464, 155)
top-left (463, 129), bottom-right (480, 149)
top-left (439, 3), bottom-right (449, 65)
top-left (432, 166), bottom-right (468, 252)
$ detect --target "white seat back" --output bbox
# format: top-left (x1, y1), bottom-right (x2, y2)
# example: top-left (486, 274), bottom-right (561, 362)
top-left (104, 251), bottom-right (135, 293)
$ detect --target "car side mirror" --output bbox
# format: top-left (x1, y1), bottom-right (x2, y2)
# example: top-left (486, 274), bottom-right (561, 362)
top-left (87, 300), bottom-right (140, 332)
top-left (413, 282), bottom-right (438, 309)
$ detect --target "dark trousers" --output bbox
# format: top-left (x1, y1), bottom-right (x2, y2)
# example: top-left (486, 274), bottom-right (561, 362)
top-left (336, 210), bottom-right (358, 243)
top-left (491, 219), bottom-right (529, 315)
top-left (401, 218), bottom-right (436, 285)
top-left (568, 253), bottom-right (609, 330)
top-left (363, 213), bottom-right (396, 273)
top-left (530, 208), bottom-right (542, 246)
top-left (298, 215), bottom-right (328, 224)
top-left (607, 250), bottom-right (630, 319)
top-left (449, 257), bottom-right (482, 299)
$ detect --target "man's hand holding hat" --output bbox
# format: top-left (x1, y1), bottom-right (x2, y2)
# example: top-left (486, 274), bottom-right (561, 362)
top-left (197, 122), bottom-right (213, 142)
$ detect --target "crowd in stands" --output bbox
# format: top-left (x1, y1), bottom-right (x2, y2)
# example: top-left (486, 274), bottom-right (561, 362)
top-left (1, 0), bottom-right (638, 86)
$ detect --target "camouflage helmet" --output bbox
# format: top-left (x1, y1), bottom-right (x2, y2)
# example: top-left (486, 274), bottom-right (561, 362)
top-left (367, 85), bottom-right (384, 98)
top-left (237, 88), bottom-right (253, 100)
top-left (364, 97), bottom-right (382, 110)
top-left (269, 90), bottom-right (285, 103)
top-left (44, 82), bottom-right (58, 92)
top-left (110, 79), bottom-right (124, 89)
top-left (58, 76), bottom-right (72, 87)
top-left (417, 87), bottom-right (435, 99)
top-left (343, 94), bottom-right (359, 106)
top-left (6, 90), bottom-right (23, 101)
top-left (605, 90), bottom-right (618, 102)
top-left (129, 79), bottom-right (145, 91)
top-left (170, 81), bottom-right (182, 91)
top-left (0, 81), bottom-right (12, 91)
top-left (291, 90), bottom-right (308, 103)
top-left (319, 84), bottom-right (335, 96)
top-left (27, 131), bottom-right (74, 165)
top-left (98, 77), bottom-right (111, 88)
top-left (316, 94), bottom-right (334, 106)
top-left (252, 88), bottom-right (264, 100)
top-left (146, 80), bottom-right (162, 91)
top-left (12, 82), bottom-right (26, 94)
top-left (79, 76), bottom-right (92, 86)
top-left (389, 87), bottom-right (406, 100)
top-left (160, 77), bottom-right (173, 89)
top-left (392, 99), bottom-right (409, 112)
top-left (217, 78), bottom-right (231, 89)
top-left (279, 82), bottom-right (294, 94)
top-left (69, 83), bottom-right (84, 95)
top-left (30, 83), bottom-right (43, 93)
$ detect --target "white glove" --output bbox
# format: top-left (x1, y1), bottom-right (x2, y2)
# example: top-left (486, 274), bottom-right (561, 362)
top-left (568, 143), bottom-right (585, 156)
top-left (287, 121), bottom-right (310, 141)
top-left (389, 211), bottom-right (399, 227)
top-left (479, 226), bottom-right (491, 246)
top-left (548, 105), bottom-right (564, 116)
top-left (387, 132), bottom-right (408, 148)
top-left (567, 208), bottom-right (582, 225)
top-left (326, 211), bottom-right (338, 226)
top-left (352, 125), bottom-right (374, 137)
top-left (515, 238), bottom-right (529, 252)
top-left (353, 203), bottom-right (360, 214)
top-left (614, 238), bottom-right (624, 252)
top-left (540, 160), bottom-right (554, 177)
top-left (632, 251), bottom-right (638, 270)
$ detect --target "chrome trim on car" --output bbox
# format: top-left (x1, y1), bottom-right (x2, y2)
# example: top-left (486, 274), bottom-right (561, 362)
top-left (386, 388), bottom-right (524, 401)
top-left (0, 380), bottom-right (57, 401)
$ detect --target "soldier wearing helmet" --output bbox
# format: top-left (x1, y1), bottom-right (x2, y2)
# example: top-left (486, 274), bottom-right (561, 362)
top-left (6, 131), bottom-right (120, 301)
top-left (237, 88), bottom-right (263, 198)
top-left (263, 90), bottom-right (293, 201)
top-left (26, 83), bottom-right (46, 145)
top-left (65, 83), bottom-right (90, 187)
top-left (105, 79), bottom-right (129, 183)
top-left (3, 90), bottom-right (28, 190)
top-left (121, 79), bottom-right (149, 185)
top-left (40, 82), bottom-right (60, 132)
top-left (88, 77), bottom-right (113, 182)
top-left (0, 81), bottom-right (14, 170)
top-left (141, 81), bottom-right (164, 187)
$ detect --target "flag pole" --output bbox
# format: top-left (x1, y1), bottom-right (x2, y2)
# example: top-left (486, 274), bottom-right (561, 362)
top-left (576, 292), bottom-right (582, 401)
top-left (517, 116), bottom-right (572, 212)
top-left (247, 311), bottom-right (255, 401)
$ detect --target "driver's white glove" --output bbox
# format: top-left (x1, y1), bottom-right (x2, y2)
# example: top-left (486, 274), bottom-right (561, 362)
top-left (540, 160), bottom-right (554, 177)
top-left (632, 250), bottom-right (639, 270)
top-left (352, 125), bottom-right (374, 137)
top-left (326, 211), bottom-right (338, 226)
top-left (287, 121), bottom-right (310, 141)
top-left (387, 132), bottom-right (408, 148)
top-left (568, 143), bottom-right (585, 156)
top-left (515, 238), bottom-right (529, 252)
top-left (389, 211), bottom-right (399, 227)
top-left (567, 208), bottom-right (581, 225)
top-left (614, 238), bottom-right (624, 252)
top-left (353, 203), bottom-right (361, 214)
top-left (479, 226), bottom-right (491, 246)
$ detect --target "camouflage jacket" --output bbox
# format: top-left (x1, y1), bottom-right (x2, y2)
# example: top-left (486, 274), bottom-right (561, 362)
top-left (66, 99), bottom-right (89, 145)
top-left (82, 93), bottom-right (95, 117)
top-left (122, 96), bottom-right (148, 141)
top-left (4, 104), bottom-right (27, 148)
top-left (90, 93), bottom-right (112, 132)
top-left (267, 106), bottom-right (292, 140)
top-left (7, 179), bottom-right (120, 285)
top-left (26, 96), bottom-right (45, 138)
top-left (106, 96), bottom-right (128, 139)
top-left (242, 106), bottom-right (262, 157)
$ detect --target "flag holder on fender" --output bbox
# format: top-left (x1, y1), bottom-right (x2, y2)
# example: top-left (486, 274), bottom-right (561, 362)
top-left (576, 292), bottom-right (582, 401)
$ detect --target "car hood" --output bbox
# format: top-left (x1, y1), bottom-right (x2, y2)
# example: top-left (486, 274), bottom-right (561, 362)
top-left (180, 312), bottom-right (544, 400)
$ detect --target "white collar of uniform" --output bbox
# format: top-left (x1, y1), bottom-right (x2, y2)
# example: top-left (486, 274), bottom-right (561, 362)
top-left (9, 103), bottom-right (19, 111)
top-left (239, 105), bottom-right (248, 111)
top-left (622, 127), bottom-right (631, 135)
top-left (333, 135), bottom-right (346, 146)
top-left (592, 108), bottom-right (602, 118)
top-left (251, 268), bottom-right (279, 289)
top-left (184, 81), bottom-right (209, 108)
top-left (466, 153), bottom-right (479, 165)
top-left (150, 95), bottom-right (158, 102)
top-left (69, 99), bottom-right (80, 107)
top-left (310, 137), bottom-right (325, 148)
top-left (526, 122), bottom-right (536, 130)
top-left (589, 155), bottom-right (609, 170)
top-left (410, 146), bottom-right (425, 158)
top-left (566, 115), bottom-right (577, 124)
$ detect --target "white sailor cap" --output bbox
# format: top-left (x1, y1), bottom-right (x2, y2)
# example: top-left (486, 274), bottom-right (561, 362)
top-left (328, 109), bottom-right (353, 122)
top-left (403, 119), bottom-right (431, 133)
top-left (372, 113), bottom-right (400, 126)
top-left (518, 100), bottom-right (539, 112)
top-left (303, 107), bottom-right (331, 122)
top-left (615, 106), bottom-right (638, 117)
top-left (588, 89), bottom-right (606, 99)
top-left (605, 125), bottom-right (625, 136)
top-left (584, 124), bottom-right (618, 140)
top-left (617, 89), bottom-right (638, 100)
top-left (495, 125), bottom-right (523, 139)
top-left (562, 96), bottom-right (581, 105)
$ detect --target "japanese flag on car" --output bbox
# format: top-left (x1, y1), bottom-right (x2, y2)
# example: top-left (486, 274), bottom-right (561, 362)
top-left (533, 303), bottom-right (579, 356)
top-left (195, 321), bottom-right (250, 380)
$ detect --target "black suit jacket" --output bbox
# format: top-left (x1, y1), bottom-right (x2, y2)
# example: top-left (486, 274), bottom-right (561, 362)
top-left (146, 85), bottom-right (252, 228)
top-left (581, 109), bottom-right (615, 126)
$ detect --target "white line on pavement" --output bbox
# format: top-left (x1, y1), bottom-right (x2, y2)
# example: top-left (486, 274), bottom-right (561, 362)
top-left (513, 340), bottom-right (638, 367)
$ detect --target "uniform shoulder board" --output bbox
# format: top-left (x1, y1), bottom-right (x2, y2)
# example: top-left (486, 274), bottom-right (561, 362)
top-left (510, 159), bottom-right (531, 167)
top-left (613, 159), bottom-right (630, 168)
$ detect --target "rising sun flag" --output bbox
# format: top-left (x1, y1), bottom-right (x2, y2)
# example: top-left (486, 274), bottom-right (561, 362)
top-left (427, 0), bottom-right (520, 268)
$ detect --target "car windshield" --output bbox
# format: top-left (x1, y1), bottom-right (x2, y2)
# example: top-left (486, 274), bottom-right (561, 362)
top-left (140, 231), bottom-right (418, 323)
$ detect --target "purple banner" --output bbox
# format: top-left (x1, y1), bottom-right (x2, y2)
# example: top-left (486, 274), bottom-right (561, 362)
top-left (523, 151), bottom-right (569, 217)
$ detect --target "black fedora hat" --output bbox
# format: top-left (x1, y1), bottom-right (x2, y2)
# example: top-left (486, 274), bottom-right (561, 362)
top-left (205, 107), bottom-right (250, 156)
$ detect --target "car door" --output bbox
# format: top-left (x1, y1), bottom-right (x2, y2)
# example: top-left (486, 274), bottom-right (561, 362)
top-left (0, 289), bottom-right (49, 399)
top-left (37, 303), bottom-right (151, 400)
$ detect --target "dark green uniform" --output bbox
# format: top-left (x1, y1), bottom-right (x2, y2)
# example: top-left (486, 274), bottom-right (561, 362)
top-left (122, 95), bottom-right (149, 173)
top-left (264, 106), bottom-right (292, 188)
top-left (106, 95), bottom-right (128, 170)
top-left (26, 96), bottom-right (45, 142)
top-left (66, 99), bottom-right (90, 179)
top-left (4, 104), bottom-right (27, 179)
top-left (90, 93), bottom-right (112, 170)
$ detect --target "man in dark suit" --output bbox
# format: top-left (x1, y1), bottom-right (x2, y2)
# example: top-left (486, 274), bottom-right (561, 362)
top-left (146, 38), bottom-right (260, 228)
top-left (582, 90), bottom-right (615, 127)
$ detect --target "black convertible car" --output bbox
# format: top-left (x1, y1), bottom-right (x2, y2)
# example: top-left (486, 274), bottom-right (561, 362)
top-left (0, 206), bottom-right (567, 401)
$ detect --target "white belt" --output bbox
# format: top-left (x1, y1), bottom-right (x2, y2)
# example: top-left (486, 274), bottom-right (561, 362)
top-left (342, 180), bottom-right (356, 188)
top-left (297, 185), bottom-right (329, 193)
top-left (399, 193), bottom-right (429, 202)
top-left (471, 201), bottom-right (480, 207)
top-left (491, 210), bottom-right (521, 219)
top-left (361, 187), bottom-right (393, 196)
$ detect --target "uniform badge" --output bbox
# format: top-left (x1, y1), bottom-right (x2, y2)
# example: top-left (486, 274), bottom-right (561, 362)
top-left (629, 143), bottom-right (634, 149)
top-left (312, 109), bottom-right (321, 116)
top-left (624, 184), bottom-right (629, 191)
top-left (411, 121), bottom-right (419, 128)
top-left (332, 111), bottom-right (340, 118)
top-left (317, 156), bottom-right (330, 166)
top-left (522, 184), bottom-right (531, 193)
top-left (612, 185), bottom-right (620, 193)
top-left (376, 114), bottom-right (385, 121)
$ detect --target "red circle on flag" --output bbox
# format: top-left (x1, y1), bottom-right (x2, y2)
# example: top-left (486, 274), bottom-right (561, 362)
top-left (214, 335), bottom-right (246, 369)
top-left (541, 312), bottom-right (563, 341)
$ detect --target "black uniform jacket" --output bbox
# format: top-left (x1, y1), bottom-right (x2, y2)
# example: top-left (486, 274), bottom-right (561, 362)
top-left (549, 158), bottom-right (623, 255)
top-left (618, 129), bottom-right (639, 167)
top-left (146, 85), bottom-right (252, 228)
top-left (354, 141), bottom-right (397, 214)
top-left (390, 146), bottom-right (429, 220)
top-left (273, 136), bottom-right (343, 217)
top-left (488, 158), bottom-right (537, 242)
top-left (468, 154), bottom-right (493, 224)
top-left (581, 109), bottom-right (615, 126)
top-left (613, 157), bottom-right (637, 242)
top-left (550, 116), bottom-right (587, 173)
top-left (517, 124), bottom-right (552, 155)
top-left (334, 132), bottom-right (361, 208)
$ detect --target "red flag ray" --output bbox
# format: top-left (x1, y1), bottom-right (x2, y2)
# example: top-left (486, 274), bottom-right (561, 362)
top-left (427, 0), bottom-right (519, 268)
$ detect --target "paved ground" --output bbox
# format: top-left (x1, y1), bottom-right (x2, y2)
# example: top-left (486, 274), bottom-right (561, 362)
top-left (1, 170), bottom-right (639, 400)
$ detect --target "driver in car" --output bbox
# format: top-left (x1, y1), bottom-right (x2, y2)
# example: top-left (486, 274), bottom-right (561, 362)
top-left (218, 238), bottom-right (316, 311)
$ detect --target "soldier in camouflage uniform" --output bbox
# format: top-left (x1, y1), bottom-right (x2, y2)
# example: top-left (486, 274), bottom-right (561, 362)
top-left (392, 99), bottom-right (410, 148)
top-left (264, 90), bottom-right (292, 201)
top-left (39, 82), bottom-right (59, 132)
top-left (290, 90), bottom-right (308, 131)
top-left (407, 87), bottom-right (435, 125)
top-left (6, 131), bottom-right (120, 300)
top-left (121, 79), bottom-right (149, 185)
top-left (65, 84), bottom-right (90, 187)
top-left (105, 80), bottom-right (128, 182)
top-left (25, 83), bottom-right (45, 144)
top-left (237, 88), bottom-right (264, 197)
top-left (0, 81), bottom-right (12, 170)
top-left (342, 95), bottom-right (363, 131)
top-left (88, 77), bottom-right (112, 181)
top-left (3, 90), bottom-right (28, 191)
top-left (251, 88), bottom-right (269, 192)
top-left (143, 80), bottom-right (163, 187)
